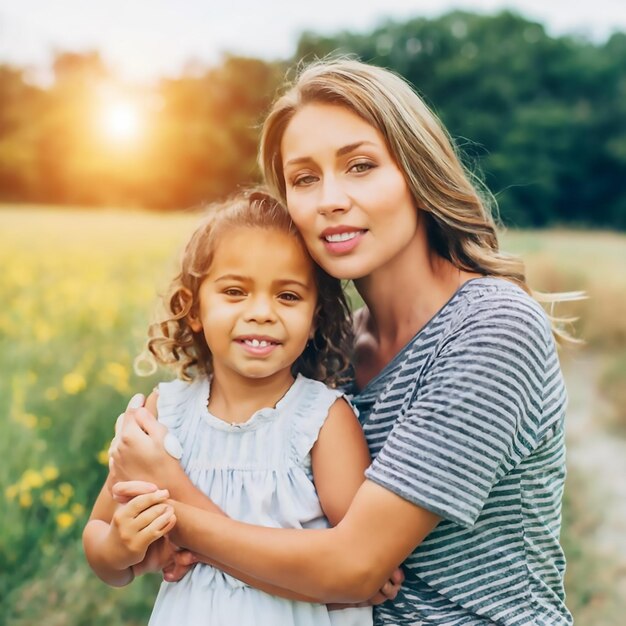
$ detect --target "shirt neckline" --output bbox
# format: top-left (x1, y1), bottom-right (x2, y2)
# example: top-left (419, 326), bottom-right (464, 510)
top-left (355, 276), bottom-right (494, 395)
top-left (197, 374), bottom-right (304, 432)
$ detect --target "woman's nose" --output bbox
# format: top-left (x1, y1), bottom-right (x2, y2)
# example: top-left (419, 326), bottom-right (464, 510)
top-left (317, 176), bottom-right (350, 215)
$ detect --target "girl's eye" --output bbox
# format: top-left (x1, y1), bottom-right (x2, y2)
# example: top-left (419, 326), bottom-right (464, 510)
top-left (224, 288), bottom-right (245, 297)
top-left (349, 161), bottom-right (374, 174)
top-left (278, 292), bottom-right (300, 302)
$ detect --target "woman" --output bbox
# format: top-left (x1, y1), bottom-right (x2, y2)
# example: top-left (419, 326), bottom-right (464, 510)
top-left (111, 59), bottom-right (574, 625)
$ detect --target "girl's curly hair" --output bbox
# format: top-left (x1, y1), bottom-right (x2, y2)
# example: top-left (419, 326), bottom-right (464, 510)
top-left (139, 189), bottom-right (354, 387)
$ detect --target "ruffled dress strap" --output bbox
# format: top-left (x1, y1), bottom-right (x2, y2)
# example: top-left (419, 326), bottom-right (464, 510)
top-left (155, 378), bottom-right (204, 429)
top-left (288, 376), bottom-right (355, 471)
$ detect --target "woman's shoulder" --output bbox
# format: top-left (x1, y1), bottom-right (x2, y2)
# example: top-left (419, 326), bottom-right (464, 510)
top-left (455, 277), bottom-right (551, 334)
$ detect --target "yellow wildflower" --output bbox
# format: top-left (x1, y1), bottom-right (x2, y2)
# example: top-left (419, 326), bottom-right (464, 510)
top-left (71, 502), bottom-right (85, 516)
top-left (56, 512), bottom-right (75, 529)
top-left (62, 372), bottom-right (86, 395)
top-left (42, 465), bottom-right (59, 482)
top-left (21, 469), bottom-right (44, 489)
top-left (5, 484), bottom-right (19, 501)
top-left (97, 449), bottom-right (110, 466)
top-left (41, 489), bottom-right (55, 506)
top-left (44, 388), bottom-right (59, 401)
top-left (59, 483), bottom-right (74, 498)
top-left (100, 361), bottom-right (130, 394)
top-left (22, 413), bottom-right (38, 429)
top-left (55, 494), bottom-right (69, 508)
top-left (19, 492), bottom-right (33, 508)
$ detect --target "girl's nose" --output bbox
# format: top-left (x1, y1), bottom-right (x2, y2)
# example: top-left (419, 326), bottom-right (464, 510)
top-left (244, 295), bottom-right (276, 323)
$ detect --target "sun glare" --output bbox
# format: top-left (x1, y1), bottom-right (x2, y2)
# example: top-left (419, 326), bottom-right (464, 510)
top-left (99, 99), bottom-right (142, 144)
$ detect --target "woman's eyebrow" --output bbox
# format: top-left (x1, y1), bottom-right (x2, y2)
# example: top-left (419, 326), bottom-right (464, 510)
top-left (336, 140), bottom-right (376, 157)
top-left (284, 140), bottom-right (377, 166)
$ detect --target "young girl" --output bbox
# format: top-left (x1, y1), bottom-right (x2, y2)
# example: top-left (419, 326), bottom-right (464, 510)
top-left (83, 190), bottom-right (379, 625)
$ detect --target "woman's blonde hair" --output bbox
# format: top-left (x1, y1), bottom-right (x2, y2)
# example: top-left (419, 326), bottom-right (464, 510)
top-left (259, 58), bottom-right (582, 344)
top-left (140, 189), bottom-right (354, 383)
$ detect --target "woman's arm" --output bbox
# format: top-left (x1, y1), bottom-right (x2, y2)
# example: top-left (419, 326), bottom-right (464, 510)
top-left (167, 480), bottom-right (440, 603)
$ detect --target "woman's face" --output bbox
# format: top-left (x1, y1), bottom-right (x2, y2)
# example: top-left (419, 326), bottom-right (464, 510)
top-left (281, 102), bottom-right (419, 280)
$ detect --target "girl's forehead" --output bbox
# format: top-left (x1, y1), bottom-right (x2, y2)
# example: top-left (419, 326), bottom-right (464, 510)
top-left (209, 226), bottom-right (315, 283)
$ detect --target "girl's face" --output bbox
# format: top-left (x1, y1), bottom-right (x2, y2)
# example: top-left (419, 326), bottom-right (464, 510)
top-left (281, 102), bottom-right (419, 280)
top-left (189, 227), bottom-right (317, 385)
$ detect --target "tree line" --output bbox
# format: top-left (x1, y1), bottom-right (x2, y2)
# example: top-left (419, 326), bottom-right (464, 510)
top-left (1, 10), bottom-right (624, 228)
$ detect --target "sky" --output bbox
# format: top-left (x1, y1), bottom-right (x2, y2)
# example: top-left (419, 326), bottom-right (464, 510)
top-left (1, 0), bottom-right (625, 83)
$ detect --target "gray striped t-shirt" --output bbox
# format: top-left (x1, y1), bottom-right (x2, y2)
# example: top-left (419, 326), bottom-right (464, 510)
top-left (351, 277), bottom-right (572, 625)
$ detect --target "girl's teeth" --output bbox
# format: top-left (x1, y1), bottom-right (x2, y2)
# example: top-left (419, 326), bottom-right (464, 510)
top-left (325, 231), bottom-right (360, 243)
top-left (245, 339), bottom-right (270, 347)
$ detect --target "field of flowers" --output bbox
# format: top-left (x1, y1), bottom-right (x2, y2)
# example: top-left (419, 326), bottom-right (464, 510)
top-left (1, 206), bottom-right (625, 625)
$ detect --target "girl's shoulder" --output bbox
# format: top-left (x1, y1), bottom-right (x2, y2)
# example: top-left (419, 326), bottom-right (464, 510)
top-left (286, 375), bottom-right (350, 465)
top-left (155, 376), bottom-right (207, 430)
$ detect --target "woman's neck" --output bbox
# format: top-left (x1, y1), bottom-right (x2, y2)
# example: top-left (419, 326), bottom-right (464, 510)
top-left (354, 227), bottom-right (463, 357)
top-left (207, 368), bottom-right (295, 424)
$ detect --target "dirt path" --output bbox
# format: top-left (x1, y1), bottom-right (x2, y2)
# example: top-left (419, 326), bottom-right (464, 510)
top-left (562, 352), bottom-right (626, 601)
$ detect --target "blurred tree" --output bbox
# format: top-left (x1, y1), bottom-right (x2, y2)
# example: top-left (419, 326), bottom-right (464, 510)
top-left (0, 11), bottom-right (624, 227)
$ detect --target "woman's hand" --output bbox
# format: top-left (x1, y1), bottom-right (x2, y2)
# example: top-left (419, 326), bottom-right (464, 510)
top-left (327, 566), bottom-right (404, 610)
top-left (109, 394), bottom-right (184, 491)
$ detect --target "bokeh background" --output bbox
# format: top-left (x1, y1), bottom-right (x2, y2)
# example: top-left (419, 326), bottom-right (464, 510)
top-left (1, 2), bottom-right (625, 624)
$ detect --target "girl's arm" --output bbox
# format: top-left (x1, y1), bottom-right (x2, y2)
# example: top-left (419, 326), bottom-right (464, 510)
top-left (310, 397), bottom-right (371, 526)
top-left (82, 477), bottom-right (175, 587)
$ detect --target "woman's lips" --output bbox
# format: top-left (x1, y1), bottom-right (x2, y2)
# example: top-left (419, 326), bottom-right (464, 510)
top-left (320, 228), bottom-right (367, 254)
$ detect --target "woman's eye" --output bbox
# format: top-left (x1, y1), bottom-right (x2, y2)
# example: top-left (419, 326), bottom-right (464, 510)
top-left (292, 174), bottom-right (318, 187)
top-left (349, 161), bottom-right (374, 174)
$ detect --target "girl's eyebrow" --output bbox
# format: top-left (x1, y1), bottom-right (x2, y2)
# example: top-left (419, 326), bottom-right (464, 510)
top-left (214, 274), bottom-right (248, 282)
top-left (273, 278), bottom-right (312, 290)
top-left (214, 274), bottom-right (311, 289)
top-left (284, 140), bottom-right (377, 166)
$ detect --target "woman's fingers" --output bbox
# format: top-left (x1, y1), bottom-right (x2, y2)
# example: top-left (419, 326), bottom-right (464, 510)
top-left (133, 408), bottom-right (167, 440)
top-left (127, 393), bottom-right (146, 411)
top-left (163, 549), bottom-right (197, 582)
top-left (390, 566), bottom-right (405, 585)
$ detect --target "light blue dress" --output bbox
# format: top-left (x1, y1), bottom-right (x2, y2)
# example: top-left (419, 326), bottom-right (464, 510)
top-left (148, 374), bottom-right (373, 626)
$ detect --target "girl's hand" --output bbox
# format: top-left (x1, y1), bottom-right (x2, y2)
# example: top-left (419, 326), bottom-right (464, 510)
top-left (106, 487), bottom-right (176, 570)
top-left (112, 481), bottom-right (196, 582)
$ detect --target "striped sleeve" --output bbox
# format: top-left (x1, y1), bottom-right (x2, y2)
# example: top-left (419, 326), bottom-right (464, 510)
top-left (364, 296), bottom-right (550, 528)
